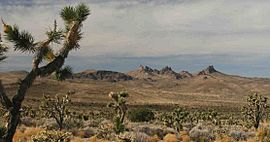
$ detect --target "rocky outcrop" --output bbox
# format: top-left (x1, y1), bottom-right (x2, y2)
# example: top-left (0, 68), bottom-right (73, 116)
top-left (159, 66), bottom-right (181, 79)
top-left (197, 65), bottom-right (217, 75)
top-left (179, 71), bottom-right (193, 78)
top-left (73, 65), bottom-right (221, 81)
top-left (128, 65), bottom-right (181, 80)
top-left (74, 70), bottom-right (133, 82)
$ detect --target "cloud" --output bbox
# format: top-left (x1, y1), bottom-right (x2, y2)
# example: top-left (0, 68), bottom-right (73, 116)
top-left (1, 0), bottom-right (270, 76)
top-left (2, 0), bottom-right (270, 57)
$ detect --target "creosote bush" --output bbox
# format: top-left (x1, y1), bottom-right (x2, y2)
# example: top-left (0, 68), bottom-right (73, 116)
top-left (128, 108), bottom-right (155, 122)
top-left (30, 130), bottom-right (71, 142)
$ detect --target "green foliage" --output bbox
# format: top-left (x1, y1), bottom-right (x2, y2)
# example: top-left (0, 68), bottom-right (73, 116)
top-left (64, 111), bottom-right (84, 129)
top-left (0, 3), bottom-right (90, 141)
top-left (31, 130), bottom-right (71, 142)
top-left (39, 94), bottom-right (71, 130)
top-left (20, 105), bottom-right (37, 118)
top-left (0, 124), bottom-right (6, 139)
top-left (108, 91), bottom-right (128, 134)
top-left (53, 66), bottom-right (73, 81)
top-left (161, 107), bottom-right (189, 131)
top-left (113, 116), bottom-right (125, 134)
top-left (46, 20), bottom-right (63, 44)
top-left (242, 93), bottom-right (268, 129)
top-left (4, 25), bottom-right (35, 53)
top-left (128, 108), bottom-right (154, 122)
top-left (60, 3), bottom-right (90, 25)
top-left (190, 110), bottom-right (219, 125)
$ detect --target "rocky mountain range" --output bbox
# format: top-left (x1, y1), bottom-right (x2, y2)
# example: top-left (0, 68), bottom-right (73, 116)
top-left (73, 65), bottom-right (219, 81)
top-left (1, 65), bottom-right (270, 110)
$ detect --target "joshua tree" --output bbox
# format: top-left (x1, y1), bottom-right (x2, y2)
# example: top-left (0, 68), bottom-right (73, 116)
top-left (40, 94), bottom-right (71, 130)
top-left (242, 93), bottom-right (268, 129)
top-left (108, 91), bottom-right (128, 134)
top-left (0, 4), bottom-right (90, 141)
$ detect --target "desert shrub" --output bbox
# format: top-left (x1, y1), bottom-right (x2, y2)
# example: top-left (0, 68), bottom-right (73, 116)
top-left (128, 108), bottom-right (155, 122)
top-left (216, 134), bottom-right (234, 142)
top-left (189, 110), bottom-right (219, 125)
top-left (77, 129), bottom-right (95, 138)
top-left (96, 120), bottom-right (115, 140)
top-left (221, 113), bottom-right (241, 126)
top-left (30, 130), bottom-right (71, 142)
top-left (21, 105), bottom-right (37, 118)
top-left (242, 93), bottom-right (268, 129)
top-left (163, 133), bottom-right (179, 142)
top-left (108, 91), bottom-right (128, 134)
top-left (64, 111), bottom-right (84, 129)
top-left (118, 131), bottom-right (150, 142)
top-left (256, 126), bottom-right (270, 142)
top-left (229, 130), bottom-right (248, 141)
top-left (189, 123), bottom-right (214, 142)
top-left (161, 107), bottom-right (189, 131)
top-left (13, 127), bottom-right (43, 142)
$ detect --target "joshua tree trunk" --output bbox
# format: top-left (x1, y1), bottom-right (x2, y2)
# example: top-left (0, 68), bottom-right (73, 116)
top-left (120, 105), bottom-right (127, 123)
top-left (0, 20), bottom-right (84, 141)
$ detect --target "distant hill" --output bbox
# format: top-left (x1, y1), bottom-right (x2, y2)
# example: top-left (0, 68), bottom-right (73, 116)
top-left (73, 70), bottom-right (133, 82)
top-left (1, 65), bottom-right (270, 110)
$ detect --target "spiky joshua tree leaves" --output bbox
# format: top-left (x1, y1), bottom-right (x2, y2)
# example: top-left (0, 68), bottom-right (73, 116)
top-left (0, 4), bottom-right (90, 141)
top-left (242, 93), bottom-right (269, 129)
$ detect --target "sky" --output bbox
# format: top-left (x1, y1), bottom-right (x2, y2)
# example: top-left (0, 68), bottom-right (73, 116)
top-left (1, 0), bottom-right (270, 77)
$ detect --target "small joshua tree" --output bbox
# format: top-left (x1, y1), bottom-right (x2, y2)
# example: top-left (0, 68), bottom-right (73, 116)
top-left (242, 93), bottom-right (268, 129)
top-left (161, 107), bottom-right (189, 131)
top-left (0, 4), bottom-right (90, 141)
top-left (108, 91), bottom-right (128, 134)
top-left (40, 94), bottom-right (71, 130)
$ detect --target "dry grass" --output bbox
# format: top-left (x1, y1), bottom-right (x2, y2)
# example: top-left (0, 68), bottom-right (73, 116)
top-left (163, 133), bottom-right (178, 142)
top-left (3, 71), bottom-right (270, 112)
top-left (13, 126), bottom-right (43, 142)
top-left (179, 131), bottom-right (190, 142)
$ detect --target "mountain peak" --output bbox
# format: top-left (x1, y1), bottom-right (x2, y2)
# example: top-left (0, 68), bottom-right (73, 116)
top-left (138, 65), bottom-right (154, 73)
top-left (160, 66), bottom-right (174, 74)
top-left (197, 65), bottom-right (218, 75)
top-left (180, 70), bottom-right (193, 78)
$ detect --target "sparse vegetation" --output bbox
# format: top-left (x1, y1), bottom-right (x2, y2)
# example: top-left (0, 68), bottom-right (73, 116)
top-left (161, 107), bottom-right (189, 131)
top-left (30, 130), bottom-right (71, 142)
top-left (1, 1), bottom-right (270, 142)
top-left (128, 108), bottom-right (155, 122)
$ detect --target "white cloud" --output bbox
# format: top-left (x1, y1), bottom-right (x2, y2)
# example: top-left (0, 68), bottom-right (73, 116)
top-left (1, 0), bottom-right (270, 57)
